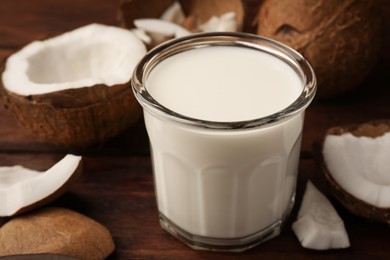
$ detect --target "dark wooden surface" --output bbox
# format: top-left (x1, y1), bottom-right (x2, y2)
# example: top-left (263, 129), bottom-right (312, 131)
top-left (0, 0), bottom-right (389, 259)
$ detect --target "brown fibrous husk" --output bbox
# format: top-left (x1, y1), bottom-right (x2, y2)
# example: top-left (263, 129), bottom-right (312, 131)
top-left (256, 0), bottom-right (384, 99)
top-left (0, 207), bottom-right (115, 259)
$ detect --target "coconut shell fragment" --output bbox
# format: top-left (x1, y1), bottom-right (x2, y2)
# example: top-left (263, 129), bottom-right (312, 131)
top-left (0, 207), bottom-right (115, 260)
top-left (313, 120), bottom-right (390, 223)
top-left (256, 0), bottom-right (383, 99)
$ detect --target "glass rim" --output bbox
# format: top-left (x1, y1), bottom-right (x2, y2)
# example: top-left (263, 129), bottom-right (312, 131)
top-left (131, 32), bottom-right (317, 130)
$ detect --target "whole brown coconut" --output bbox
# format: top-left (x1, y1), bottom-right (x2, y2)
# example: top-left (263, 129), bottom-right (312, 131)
top-left (256, 0), bottom-right (383, 99)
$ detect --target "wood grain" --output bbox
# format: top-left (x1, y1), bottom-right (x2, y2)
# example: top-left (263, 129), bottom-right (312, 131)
top-left (0, 0), bottom-right (389, 259)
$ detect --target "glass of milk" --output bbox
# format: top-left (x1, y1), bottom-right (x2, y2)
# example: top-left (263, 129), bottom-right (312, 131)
top-left (131, 32), bottom-right (316, 252)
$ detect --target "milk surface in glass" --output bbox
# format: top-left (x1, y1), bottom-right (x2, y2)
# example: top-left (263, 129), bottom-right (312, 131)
top-left (132, 34), bottom-right (316, 252)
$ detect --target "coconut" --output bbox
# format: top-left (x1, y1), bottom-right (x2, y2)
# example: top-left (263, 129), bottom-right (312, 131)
top-left (292, 181), bottom-right (350, 250)
top-left (0, 23), bottom-right (147, 147)
top-left (313, 120), bottom-right (390, 223)
top-left (255, 0), bottom-right (383, 99)
top-left (0, 154), bottom-right (82, 217)
top-left (118, 0), bottom-right (245, 33)
top-left (0, 207), bottom-right (115, 259)
top-left (132, 18), bottom-right (192, 47)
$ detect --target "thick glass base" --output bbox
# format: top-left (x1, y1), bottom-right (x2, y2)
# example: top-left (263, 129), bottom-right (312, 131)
top-left (158, 195), bottom-right (294, 252)
top-left (159, 213), bottom-right (282, 252)
top-left (159, 194), bottom-right (295, 252)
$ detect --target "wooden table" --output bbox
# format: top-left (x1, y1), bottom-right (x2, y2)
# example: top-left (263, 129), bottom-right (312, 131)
top-left (0, 1), bottom-right (389, 259)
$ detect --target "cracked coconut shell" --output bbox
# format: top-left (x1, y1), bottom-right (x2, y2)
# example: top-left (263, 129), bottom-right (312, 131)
top-left (313, 120), bottom-right (390, 223)
top-left (0, 23), bottom-right (147, 147)
top-left (256, 0), bottom-right (383, 99)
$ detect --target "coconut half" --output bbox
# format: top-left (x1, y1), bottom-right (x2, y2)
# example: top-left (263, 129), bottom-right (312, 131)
top-left (0, 154), bottom-right (82, 216)
top-left (313, 120), bottom-right (390, 223)
top-left (0, 23), bottom-right (147, 147)
top-left (2, 23), bottom-right (146, 100)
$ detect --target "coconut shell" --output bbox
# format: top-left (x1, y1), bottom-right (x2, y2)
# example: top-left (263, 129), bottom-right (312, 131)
top-left (0, 254), bottom-right (77, 260)
top-left (21, 83), bottom-right (129, 109)
top-left (0, 207), bottom-right (115, 259)
top-left (0, 84), bottom-right (141, 148)
top-left (256, 0), bottom-right (383, 99)
top-left (118, 0), bottom-right (244, 32)
top-left (0, 58), bottom-right (142, 147)
top-left (313, 120), bottom-right (390, 223)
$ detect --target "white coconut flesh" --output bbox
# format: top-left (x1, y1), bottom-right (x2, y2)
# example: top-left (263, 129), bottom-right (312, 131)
top-left (134, 19), bottom-right (191, 38)
top-left (160, 1), bottom-right (186, 24)
top-left (1, 23), bottom-right (147, 96)
top-left (198, 12), bottom-right (238, 32)
top-left (0, 154), bottom-right (81, 216)
top-left (323, 132), bottom-right (390, 208)
top-left (292, 181), bottom-right (350, 250)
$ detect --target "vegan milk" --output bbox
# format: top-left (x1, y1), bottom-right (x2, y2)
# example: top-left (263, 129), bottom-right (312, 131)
top-left (144, 46), bottom-right (304, 238)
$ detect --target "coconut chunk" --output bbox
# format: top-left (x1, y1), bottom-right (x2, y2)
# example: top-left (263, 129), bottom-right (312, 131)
top-left (292, 181), bottom-right (350, 250)
top-left (1, 23), bottom-right (147, 96)
top-left (198, 12), bottom-right (238, 32)
top-left (160, 1), bottom-right (186, 24)
top-left (0, 155), bottom-right (82, 216)
top-left (134, 18), bottom-right (191, 38)
top-left (131, 28), bottom-right (152, 45)
top-left (323, 132), bottom-right (390, 208)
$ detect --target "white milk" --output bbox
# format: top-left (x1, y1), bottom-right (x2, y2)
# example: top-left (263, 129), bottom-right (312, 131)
top-left (147, 46), bottom-right (302, 121)
top-left (144, 46), bottom-right (304, 239)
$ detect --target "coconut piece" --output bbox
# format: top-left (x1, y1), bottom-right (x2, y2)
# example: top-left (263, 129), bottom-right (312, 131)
top-left (131, 28), bottom-right (152, 45)
top-left (292, 181), bottom-right (350, 250)
top-left (134, 18), bottom-right (191, 38)
top-left (133, 19), bottom-right (191, 48)
top-left (313, 120), bottom-right (390, 223)
top-left (0, 23), bottom-right (146, 147)
top-left (160, 1), bottom-right (186, 24)
top-left (0, 155), bottom-right (82, 217)
top-left (118, 0), bottom-right (245, 33)
top-left (2, 23), bottom-right (146, 98)
top-left (198, 12), bottom-right (238, 32)
top-left (256, 0), bottom-right (383, 99)
top-left (0, 207), bottom-right (115, 259)
top-left (179, 0), bottom-right (244, 31)
top-left (181, 15), bottom-right (197, 32)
